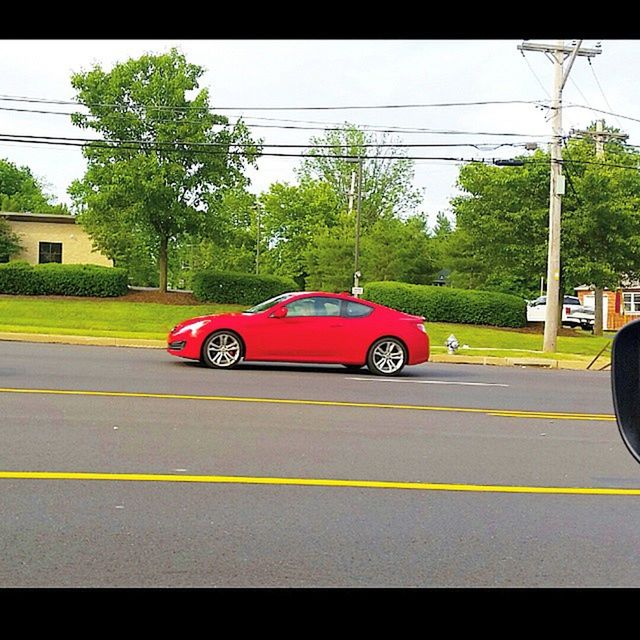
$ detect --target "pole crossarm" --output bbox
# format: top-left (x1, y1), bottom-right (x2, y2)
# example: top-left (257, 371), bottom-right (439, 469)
top-left (517, 42), bottom-right (602, 57)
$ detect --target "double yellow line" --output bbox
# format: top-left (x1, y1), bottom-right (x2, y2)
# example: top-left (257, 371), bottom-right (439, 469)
top-left (0, 386), bottom-right (615, 422)
top-left (1, 470), bottom-right (639, 496)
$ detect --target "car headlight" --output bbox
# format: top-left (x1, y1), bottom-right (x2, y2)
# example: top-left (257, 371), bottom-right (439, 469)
top-left (174, 320), bottom-right (209, 337)
top-left (416, 323), bottom-right (426, 333)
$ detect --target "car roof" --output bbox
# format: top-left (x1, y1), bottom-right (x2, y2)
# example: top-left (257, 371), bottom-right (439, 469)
top-left (287, 291), bottom-right (374, 304)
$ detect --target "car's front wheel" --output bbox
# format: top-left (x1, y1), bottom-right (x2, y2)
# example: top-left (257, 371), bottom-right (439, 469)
top-left (202, 331), bottom-right (243, 369)
top-left (367, 337), bottom-right (407, 376)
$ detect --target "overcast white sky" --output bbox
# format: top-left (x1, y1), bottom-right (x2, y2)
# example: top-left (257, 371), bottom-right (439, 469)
top-left (1, 39), bottom-right (639, 225)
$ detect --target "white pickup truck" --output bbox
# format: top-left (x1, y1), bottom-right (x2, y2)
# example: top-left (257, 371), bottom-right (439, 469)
top-left (526, 295), bottom-right (595, 330)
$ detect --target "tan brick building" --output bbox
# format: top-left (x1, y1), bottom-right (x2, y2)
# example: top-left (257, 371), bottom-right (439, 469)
top-left (0, 212), bottom-right (112, 267)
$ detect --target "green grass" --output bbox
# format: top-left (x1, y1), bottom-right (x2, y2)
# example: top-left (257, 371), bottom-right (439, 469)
top-left (427, 321), bottom-right (614, 362)
top-left (0, 295), bottom-right (615, 363)
top-left (0, 295), bottom-right (245, 341)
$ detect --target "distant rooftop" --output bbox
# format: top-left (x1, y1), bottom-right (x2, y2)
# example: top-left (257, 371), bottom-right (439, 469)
top-left (0, 211), bottom-right (77, 224)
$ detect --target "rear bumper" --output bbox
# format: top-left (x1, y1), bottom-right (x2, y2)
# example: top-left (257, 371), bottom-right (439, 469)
top-left (408, 334), bottom-right (430, 365)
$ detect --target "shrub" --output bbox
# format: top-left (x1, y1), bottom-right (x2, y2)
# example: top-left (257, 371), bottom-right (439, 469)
top-left (364, 281), bottom-right (526, 328)
top-left (192, 271), bottom-right (299, 305)
top-left (0, 262), bottom-right (129, 297)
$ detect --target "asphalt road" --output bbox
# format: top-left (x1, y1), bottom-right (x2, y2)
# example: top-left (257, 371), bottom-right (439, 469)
top-left (1, 340), bottom-right (639, 587)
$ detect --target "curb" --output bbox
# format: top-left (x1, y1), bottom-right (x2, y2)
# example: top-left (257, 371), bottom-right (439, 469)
top-left (0, 332), bottom-right (607, 370)
top-left (0, 332), bottom-right (165, 349)
top-left (429, 353), bottom-right (603, 370)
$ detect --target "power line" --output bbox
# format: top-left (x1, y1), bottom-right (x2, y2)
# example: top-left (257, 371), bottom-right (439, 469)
top-left (563, 103), bottom-right (640, 125)
top-left (0, 131), bottom-right (530, 151)
top-left (520, 51), bottom-right (551, 99)
top-left (0, 102), bottom-right (552, 140)
top-left (587, 58), bottom-right (624, 129)
top-left (0, 93), bottom-right (549, 111)
top-left (0, 133), bottom-right (537, 164)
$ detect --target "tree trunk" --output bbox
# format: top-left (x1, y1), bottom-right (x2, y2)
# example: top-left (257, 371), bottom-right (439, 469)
top-left (159, 235), bottom-right (168, 293)
top-left (594, 285), bottom-right (604, 336)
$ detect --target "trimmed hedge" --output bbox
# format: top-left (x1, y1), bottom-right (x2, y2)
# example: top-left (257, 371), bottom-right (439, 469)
top-left (192, 270), bottom-right (299, 305)
top-left (364, 281), bottom-right (526, 328)
top-left (0, 262), bottom-right (129, 297)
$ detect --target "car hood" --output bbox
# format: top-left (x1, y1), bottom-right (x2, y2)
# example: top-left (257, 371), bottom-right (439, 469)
top-left (171, 312), bottom-right (245, 333)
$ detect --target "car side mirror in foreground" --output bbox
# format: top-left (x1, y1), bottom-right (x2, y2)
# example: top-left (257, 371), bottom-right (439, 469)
top-left (612, 319), bottom-right (640, 464)
top-left (271, 306), bottom-right (288, 319)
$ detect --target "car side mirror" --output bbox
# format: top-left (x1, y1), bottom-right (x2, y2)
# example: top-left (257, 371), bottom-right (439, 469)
top-left (271, 306), bottom-right (288, 319)
top-left (611, 319), bottom-right (640, 463)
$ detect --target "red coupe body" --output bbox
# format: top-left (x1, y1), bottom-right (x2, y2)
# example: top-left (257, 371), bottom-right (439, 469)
top-left (167, 291), bottom-right (429, 375)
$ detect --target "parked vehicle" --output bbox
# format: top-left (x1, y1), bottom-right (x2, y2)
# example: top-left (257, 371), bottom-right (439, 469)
top-left (526, 295), bottom-right (595, 330)
top-left (167, 291), bottom-right (430, 376)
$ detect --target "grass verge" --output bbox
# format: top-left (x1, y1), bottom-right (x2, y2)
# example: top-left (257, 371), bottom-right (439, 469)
top-left (0, 295), bottom-right (615, 364)
top-left (0, 295), bottom-right (245, 341)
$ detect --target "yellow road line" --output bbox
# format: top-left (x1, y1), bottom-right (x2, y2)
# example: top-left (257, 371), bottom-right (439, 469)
top-left (0, 387), bottom-right (615, 421)
top-left (0, 470), bottom-right (638, 496)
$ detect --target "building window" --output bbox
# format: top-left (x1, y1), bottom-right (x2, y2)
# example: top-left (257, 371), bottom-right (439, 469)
top-left (39, 242), bottom-right (62, 264)
top-left (623, 292), bottom-right (640, 313)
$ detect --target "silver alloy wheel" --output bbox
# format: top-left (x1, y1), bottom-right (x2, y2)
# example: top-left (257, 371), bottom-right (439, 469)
top-left (203, 331), bottom-right (242, 369)
top-left (368, 338), bottom-right (406, 375)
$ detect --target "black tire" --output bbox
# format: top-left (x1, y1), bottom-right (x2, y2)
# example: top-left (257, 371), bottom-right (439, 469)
top-left (201, 330), bottom-right (243, 370)
top-left (366, 337), bottom-right (407, 376)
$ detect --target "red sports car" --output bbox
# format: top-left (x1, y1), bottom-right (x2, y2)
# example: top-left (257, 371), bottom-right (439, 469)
top-left (167, 291), bottom-right (429, 376)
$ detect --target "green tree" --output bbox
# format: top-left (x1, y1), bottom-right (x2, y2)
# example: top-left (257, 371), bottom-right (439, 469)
top-left (561, 127), bottom-right (640, 333)
top-left (305, 213), bottom-right (436, 291)
top-left (169, 187), bottom-right (259, 288)
top-left (297, 125), bottom-right (422, 228)
top-left (0, 157), bottom-right (69, 213)
top-left (259, 180), bottom-right (341, 286)
top-left (449, 151), bottom-right (552, 297)
top-left (449, 128), bottom-right (640, 310)
top-left (0, 216), bottom-right (22, 261)
top-left (69, 48), bottom-right (260, 291)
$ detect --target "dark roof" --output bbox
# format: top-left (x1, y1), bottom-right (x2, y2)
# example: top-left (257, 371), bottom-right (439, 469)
top-left (0, 211), bottom-right (77, 224)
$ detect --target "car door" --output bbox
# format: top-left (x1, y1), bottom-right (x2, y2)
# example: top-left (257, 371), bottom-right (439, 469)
top-left (275, 296), bottom-right (345, 360)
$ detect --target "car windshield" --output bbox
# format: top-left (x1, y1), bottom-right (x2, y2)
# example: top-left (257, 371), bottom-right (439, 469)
top-left (243, 292), bottom-right (298, 314)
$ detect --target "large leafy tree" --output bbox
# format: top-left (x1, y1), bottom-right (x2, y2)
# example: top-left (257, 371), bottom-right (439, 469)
top-left (449, 152), bottom-right (550, 297)
top-left (259, 179), bottom-right (341, 286)
top-left (305, 213), bottom-right (436, 291)
top-left (69, 48), bottom-right (260, 291)
top-left (449, 127), bottom-right (640, 318)
top-left (169, 187), bottom-right (259, 288)
top-left (0, 157), bottom-right (69, 213)
top-left (297, 125), bottom-right (422, 227)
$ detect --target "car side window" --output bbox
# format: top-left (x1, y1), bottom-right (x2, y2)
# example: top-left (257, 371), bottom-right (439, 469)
top-left (343, 301), bottom-right (374, 318)
top-left (286, 297), bottom-right (342, 317)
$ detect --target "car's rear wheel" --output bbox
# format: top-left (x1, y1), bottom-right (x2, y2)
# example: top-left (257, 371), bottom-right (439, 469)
top-left (202, 331), bottom-right (243, 369)
top-left (367, 337), bottom-right (407, 376)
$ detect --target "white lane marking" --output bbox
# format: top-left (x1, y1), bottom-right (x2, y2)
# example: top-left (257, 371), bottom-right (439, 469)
top-left (346, 377), bottom-right (509, 388)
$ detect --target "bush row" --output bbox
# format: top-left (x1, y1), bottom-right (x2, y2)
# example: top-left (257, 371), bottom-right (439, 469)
top-left (192, 270), bottom-right (298, 305)
top-left (0, 262), bottom-right (129, 297)
top-left (364, 281), bottom-right (526, 328)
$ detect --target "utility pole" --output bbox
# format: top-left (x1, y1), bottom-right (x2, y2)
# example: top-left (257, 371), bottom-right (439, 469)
top-left (570, 119), bottom-right (628, 335)
top-left (353, 158), bottom-right (363, 297)
top-left (255, 205), bottom-right (261, 275)
top-left (346, 157), bottom-right (364, 297)
top-left (518, 40), bottom-right (601, 352)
